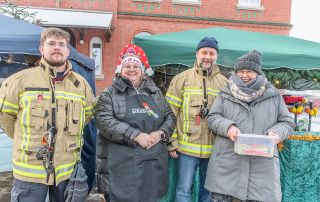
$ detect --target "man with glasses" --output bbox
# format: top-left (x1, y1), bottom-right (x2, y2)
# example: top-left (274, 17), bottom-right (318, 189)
top-left (0, 27), bottom-right (95, 201)
top-left (166, 37), bottom-right (227, 202)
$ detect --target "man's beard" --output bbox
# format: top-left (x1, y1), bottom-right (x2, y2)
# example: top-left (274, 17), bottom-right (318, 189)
top-left (200, 61), bottom-right (213, 70)
top-left (44, 56), bottom-right (66, 67)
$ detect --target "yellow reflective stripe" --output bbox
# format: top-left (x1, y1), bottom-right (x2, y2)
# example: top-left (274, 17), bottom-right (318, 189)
top-left (184, 87), bottom-right (201, 90)
top-left (1, 108), bottom-right (19, 114)
top-left (183, 88), bottom-right (202, 95)
top-left (55, 159), bottom-right (76, 180)
top-left (179, 141), bottom-right (213, 155)
top-left (166, 94), bottom-right (182, 107)
top-left (207, 88), bottom-right (220, 93)
top-left (20, 99), bottom-right (31, 163)
top-left (208, 92), bottom-right (219, 96)
top-left (171, 129), bottom-right (178, 138)
top-left (183, 88), bottom-right (220, 96)
top-left (166, 93), bottom-right (182, 103)
top-left (208, 88), bottom-right (220, 96)
top-left (171, 133), bottom-right (178, 139)
top-left (79, 104), bottom-right (85, 145)
top-left (55, 91), bottom-right (85, 105)
top-left (0, 100), bottom-right (19, 114)
top-left (167, 99), bottom-right (181, 107)
top-left (13, 159), bottom-right (46, 179)
top-left (19, 91), bottom-right (51, 100)
top-left (183, 95), bottom-right (190, 142)
top-left (85, 105), bottom-right (93, 115)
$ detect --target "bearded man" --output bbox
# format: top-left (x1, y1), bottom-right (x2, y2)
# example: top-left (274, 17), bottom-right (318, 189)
top-left (0, 27), bottom-right (94, 202)
top-left (166, 37), bottom-right (227, 202)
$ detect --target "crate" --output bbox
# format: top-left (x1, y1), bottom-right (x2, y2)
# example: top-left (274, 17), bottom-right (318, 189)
top-left (234, 134), bottom-right (276, 157)
top-left (282, 95), bottom-right (303, 104)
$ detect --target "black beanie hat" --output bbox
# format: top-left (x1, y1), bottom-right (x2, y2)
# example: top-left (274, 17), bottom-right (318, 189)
top-left (234, 50), bottom-right (262, 74)
top-left (196, 37), bottom-right (219, 52)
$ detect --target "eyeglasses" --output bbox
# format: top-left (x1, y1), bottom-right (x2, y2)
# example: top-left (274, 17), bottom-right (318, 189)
top-left (237, 70), bottom-right (256, 76)
top-left (46, 41), bottom-right (67, 48)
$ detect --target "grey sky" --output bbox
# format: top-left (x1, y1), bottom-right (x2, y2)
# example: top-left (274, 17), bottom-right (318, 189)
top-left (290, 0), bottom-right (320, 42)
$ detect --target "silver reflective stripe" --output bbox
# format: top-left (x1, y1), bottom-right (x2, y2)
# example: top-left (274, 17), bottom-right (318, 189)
top-left (13, 163), bottom-right (46, 175)
top-left (179, 142), bottom-right (212, 154)
top-left (55, 162), bottom-right (76, 179)
top-left (20, 99), bottom-right (31, 151)
top-left (13, 160), bottom-right (47, 178)
top-left (166, 95), bottom-right (182, 106)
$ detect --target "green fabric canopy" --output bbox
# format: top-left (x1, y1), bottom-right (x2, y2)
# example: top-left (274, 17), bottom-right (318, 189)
top-left (133, 27), bottom-right (320, 70)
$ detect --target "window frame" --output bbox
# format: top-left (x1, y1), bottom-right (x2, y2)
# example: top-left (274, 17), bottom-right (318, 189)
top-left (172, 0), bottom-right (201, 6)
top-left (89, 37), bottom-right (104, 80)
top-left (237, 0), bottom-right (264, 11)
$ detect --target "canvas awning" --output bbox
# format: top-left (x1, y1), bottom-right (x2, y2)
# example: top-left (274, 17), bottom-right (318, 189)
top-left (134, 27), bottom-right (320, 70)
top-left (25, 7), bottom-right (113, 29)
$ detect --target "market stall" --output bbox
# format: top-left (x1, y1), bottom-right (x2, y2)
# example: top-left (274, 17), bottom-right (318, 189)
top-left (134, 28), bottom-right (320, 201)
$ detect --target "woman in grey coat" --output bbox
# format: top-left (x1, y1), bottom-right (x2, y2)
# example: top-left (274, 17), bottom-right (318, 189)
top-left (95, 44), bottom-right (175, 202)
top-left (205, 50), bottom-right (295, 202)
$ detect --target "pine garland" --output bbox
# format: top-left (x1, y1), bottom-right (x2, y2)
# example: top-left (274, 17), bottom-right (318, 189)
top-left (152, 64), bottom-right (320, 90)
top-left (264, 68), bottom-right (320, 88)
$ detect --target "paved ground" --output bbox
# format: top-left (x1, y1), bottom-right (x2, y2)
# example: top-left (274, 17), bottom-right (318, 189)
top-left (0, 172), bottom-right (13, 202)
top-left (0, 172), bottom-right (105, 202)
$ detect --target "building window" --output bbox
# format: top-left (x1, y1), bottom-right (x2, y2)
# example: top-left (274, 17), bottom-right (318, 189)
top-left (90, 37), bottom-right (103, 78)
top-left (172, 0), bottom-right (201, 6)
top-left (237, 0), bottom-right (263, 10)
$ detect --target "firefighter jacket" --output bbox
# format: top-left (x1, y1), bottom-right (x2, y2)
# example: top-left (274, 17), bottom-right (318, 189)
top-left (0, 58), bottom-right (95, 185)
top-left (166, 63), bottom-right (227, 158)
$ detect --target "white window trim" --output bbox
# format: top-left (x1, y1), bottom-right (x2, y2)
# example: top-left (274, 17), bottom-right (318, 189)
top-left (172, 0), bottom-right (201, 6)
top-left (237, 0), bottom-right (265, 11)
top-left (90, 37), bottom-right (104, 79)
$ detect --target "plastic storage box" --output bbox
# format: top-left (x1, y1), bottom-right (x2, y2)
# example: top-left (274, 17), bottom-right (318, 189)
top-left (234, 134), bottom-right (276, 157)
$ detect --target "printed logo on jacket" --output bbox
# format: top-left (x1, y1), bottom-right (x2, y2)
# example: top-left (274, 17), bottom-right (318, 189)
top-left (131, 102), bottom-right (159, 119)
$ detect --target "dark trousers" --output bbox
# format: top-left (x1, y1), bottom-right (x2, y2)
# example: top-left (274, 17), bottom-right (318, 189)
top-left (211, 192), bottom-right (261, 202)
top-left (11, 178), bottom-right (68, 202)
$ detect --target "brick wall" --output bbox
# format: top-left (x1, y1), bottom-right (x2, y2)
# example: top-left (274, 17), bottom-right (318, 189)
top-left (12, 0), bottom-right (292, 89)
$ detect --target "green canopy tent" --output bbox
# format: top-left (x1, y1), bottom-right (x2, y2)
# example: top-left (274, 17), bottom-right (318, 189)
top-left (134, 28), bottom-right (320, 202)
top-left (133, 27), bottom-right (320, 70)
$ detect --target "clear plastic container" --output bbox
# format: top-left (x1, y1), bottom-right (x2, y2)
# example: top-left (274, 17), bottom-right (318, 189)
top-left (234, 133), bottom-right (276, 157)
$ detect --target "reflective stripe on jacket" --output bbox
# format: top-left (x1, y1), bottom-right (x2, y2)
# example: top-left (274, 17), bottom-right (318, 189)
top-left (166, 63), bottom-right (227, 158)
top-left (0, 58), bottom-right (94, 185)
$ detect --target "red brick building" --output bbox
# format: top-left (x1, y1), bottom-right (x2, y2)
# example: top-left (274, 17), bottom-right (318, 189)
top-left (4, 0), bottom-right (292, 91)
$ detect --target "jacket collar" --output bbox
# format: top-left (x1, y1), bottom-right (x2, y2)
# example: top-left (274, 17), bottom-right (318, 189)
top-left (39, 57), bottom-right (72, 78)
top-left (113, 75), bottom-right (159, 94)
top-left (194, 61), bottom-right (220, 77)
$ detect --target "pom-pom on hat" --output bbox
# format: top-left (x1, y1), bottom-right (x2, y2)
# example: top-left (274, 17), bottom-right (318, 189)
top-left (234, 50), bottom-right (262, 75)
top-left (196, 37), bottom-right (219, 53)
top-left (115, 44), bottom-right (154, 76)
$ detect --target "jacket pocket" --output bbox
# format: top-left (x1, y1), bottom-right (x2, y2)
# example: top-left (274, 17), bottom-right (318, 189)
top-left (66, 100), bottom-right (82, 136)
top-left (65, 139), bottom-right (80, 152)
top-left (27, 99), bottom-right (50, 150)
top-left (30, 108), bottom-right (48, 131)
top-left (184, 98), bottom-right (202, 134)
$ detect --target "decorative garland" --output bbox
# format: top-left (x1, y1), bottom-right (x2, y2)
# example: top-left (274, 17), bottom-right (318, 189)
top-left (153, 65), bottom-right (320, 89)
top-left (264, 68), bottom-right (320, 89)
